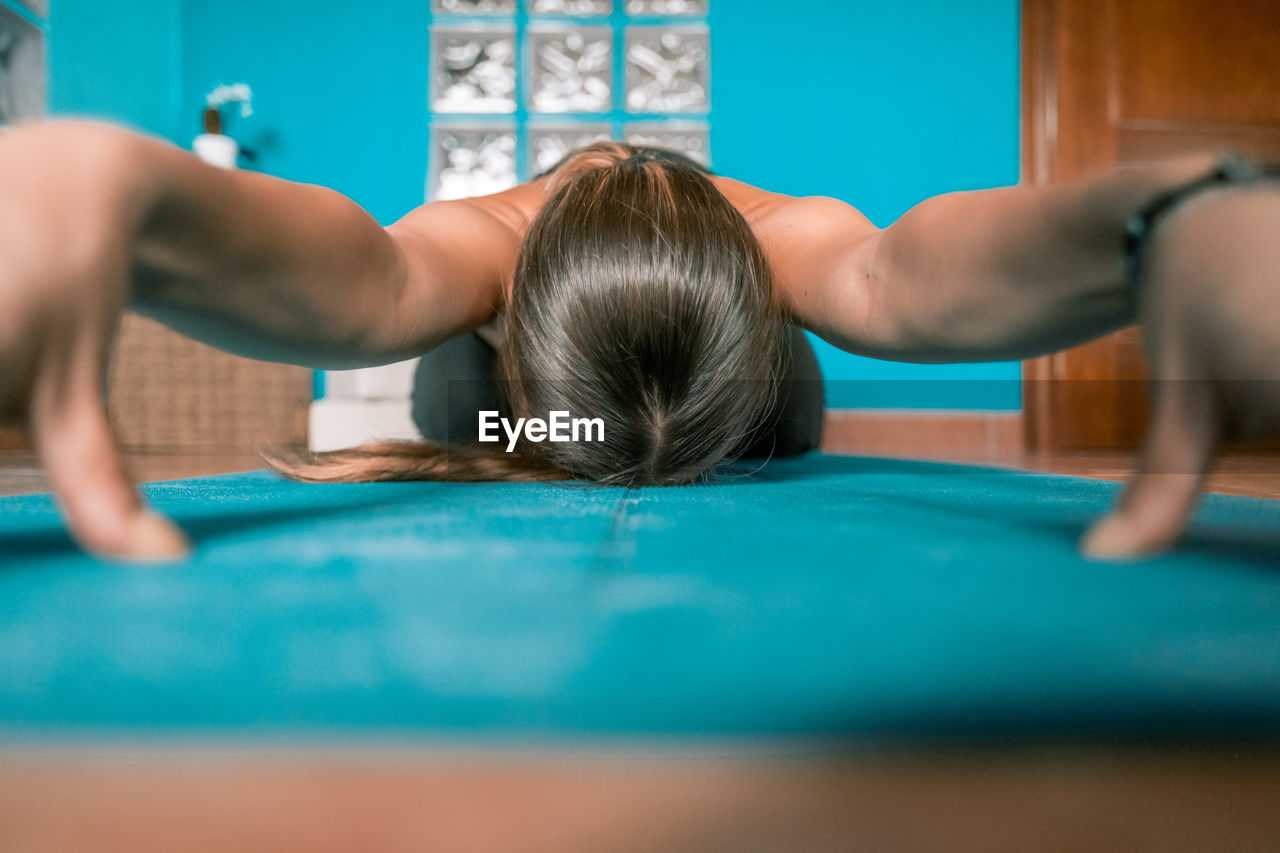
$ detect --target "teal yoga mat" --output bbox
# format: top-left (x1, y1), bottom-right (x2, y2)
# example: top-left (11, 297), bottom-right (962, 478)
top-left (1, 454), bottom-right (1278, 739)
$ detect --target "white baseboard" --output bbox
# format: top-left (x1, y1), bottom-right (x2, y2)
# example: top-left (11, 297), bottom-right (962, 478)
top-left (322, 358), bottom-right (420, 400)
top-left (308, 398), bottom-right (421, 452)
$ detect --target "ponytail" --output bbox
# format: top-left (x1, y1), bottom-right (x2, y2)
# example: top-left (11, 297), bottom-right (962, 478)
top-left (264, 440), bottom-right (573, 484)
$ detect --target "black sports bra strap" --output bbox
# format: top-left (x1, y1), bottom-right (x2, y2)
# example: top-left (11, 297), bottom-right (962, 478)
top-left (1124, 152), bottom-right (1280, 294)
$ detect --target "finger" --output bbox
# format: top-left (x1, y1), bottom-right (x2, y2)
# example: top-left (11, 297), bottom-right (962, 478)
top-left (1081, 378), bottom-right (1218, 561)
top-left (29, 345), bottom-right (190, 562)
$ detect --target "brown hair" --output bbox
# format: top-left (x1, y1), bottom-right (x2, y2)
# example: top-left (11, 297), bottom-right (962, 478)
top-left (270, 141), bottom-right (787, 486)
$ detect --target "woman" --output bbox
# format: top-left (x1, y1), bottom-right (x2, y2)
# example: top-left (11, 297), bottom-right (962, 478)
top-left (370, 141), bottom-right (825, 486)
top-left (0, 120), bottom-right (1277, 561)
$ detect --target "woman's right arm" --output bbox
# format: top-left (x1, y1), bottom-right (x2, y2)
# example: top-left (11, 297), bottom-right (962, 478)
top-left (127, 125), bottom-right (521, 368)
top-left (0, 119), bottom-right (521, 559)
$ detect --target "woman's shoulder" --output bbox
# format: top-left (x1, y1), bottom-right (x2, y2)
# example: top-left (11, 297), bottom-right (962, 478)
top-left (704, 179), bottom-right (880, 319)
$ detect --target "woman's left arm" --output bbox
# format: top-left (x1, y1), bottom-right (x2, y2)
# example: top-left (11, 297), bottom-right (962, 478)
top-left (763, 156), bottom-right (1280, 560)
top-left (765, 153), bottom-right (1219, 362)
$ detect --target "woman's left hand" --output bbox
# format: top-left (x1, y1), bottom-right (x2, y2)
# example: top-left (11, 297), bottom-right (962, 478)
top-left (1083, 183), bottom-right (1280, 559)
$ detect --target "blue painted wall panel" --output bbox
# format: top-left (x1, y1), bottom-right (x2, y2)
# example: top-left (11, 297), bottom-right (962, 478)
top-left (45, 0), bottom-right (183, 141)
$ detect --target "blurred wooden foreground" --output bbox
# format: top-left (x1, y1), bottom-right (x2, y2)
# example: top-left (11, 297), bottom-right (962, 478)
top-left (2, 742), bottom-right (1279, 852)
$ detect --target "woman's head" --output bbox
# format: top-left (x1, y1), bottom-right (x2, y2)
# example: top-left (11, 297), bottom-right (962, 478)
top-left (502, 141), bottom-right (786, 485)
top-left (272, 141), bottom-right (787, 486)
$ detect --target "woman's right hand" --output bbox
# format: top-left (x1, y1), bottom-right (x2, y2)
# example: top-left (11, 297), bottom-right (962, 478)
top-left (0, 120), bottom-right (190, 560)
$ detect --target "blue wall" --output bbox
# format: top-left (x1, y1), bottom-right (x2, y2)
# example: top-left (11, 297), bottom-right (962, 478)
top-left (709, 0), bottom-right (1022, 409)
top-left (44, 0), bottom-right (182, 141)
top-left (41, 0), bottom-right (1021, 410)
top-left (180, 0), bottom-right (432, 227)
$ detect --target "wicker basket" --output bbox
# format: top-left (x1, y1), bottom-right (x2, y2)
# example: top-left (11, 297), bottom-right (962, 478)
top-left (107, 313), bottom-right (311, 454)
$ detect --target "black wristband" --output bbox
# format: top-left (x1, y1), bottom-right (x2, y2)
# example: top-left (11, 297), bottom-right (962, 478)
top-left (1123, 153), bottom-right (1280, 293)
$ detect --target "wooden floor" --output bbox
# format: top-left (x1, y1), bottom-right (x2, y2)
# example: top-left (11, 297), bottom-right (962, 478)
top-left (2, 742), bottom-right (1279, 853)
top-left (5, 411), bottom-right (1280, 498)
top-left (820, 411), bottom-right (1280, 500)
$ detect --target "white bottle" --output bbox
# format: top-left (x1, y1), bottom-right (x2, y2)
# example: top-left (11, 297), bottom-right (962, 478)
top-left (193, 131), bottom-right (240, 169)
top-left (193, 84), bottom-right (253, 169)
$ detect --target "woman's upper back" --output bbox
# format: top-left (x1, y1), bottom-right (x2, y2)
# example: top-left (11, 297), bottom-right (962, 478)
top-left (383, 141), bottom-right (879, 354)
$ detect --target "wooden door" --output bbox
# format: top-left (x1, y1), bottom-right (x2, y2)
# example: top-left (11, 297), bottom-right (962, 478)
top-left (1022, 0), bottom-right (1280, 450)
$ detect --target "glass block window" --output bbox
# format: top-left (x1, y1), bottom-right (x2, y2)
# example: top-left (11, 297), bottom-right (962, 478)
top-left (622, 120), bottom-right (706, 164)
top-left (626, 0), bottom-right (705, 14)
top-left (531, 0), bottom-right (612, 17)
top-left (432, 0), bottom-right (517, 14)
top-left (429, 125), bottom-right (519, 200)
top-left (624, 26), bottom-right (707, 112)
top-left (529, 122), bottom-right (611, 173)
top-left (430, 26), bottom-right (518, 114)
top-left (528, 25), bottom-right (613, 113)
top-left (426, 0), bottom-right (709, 201)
